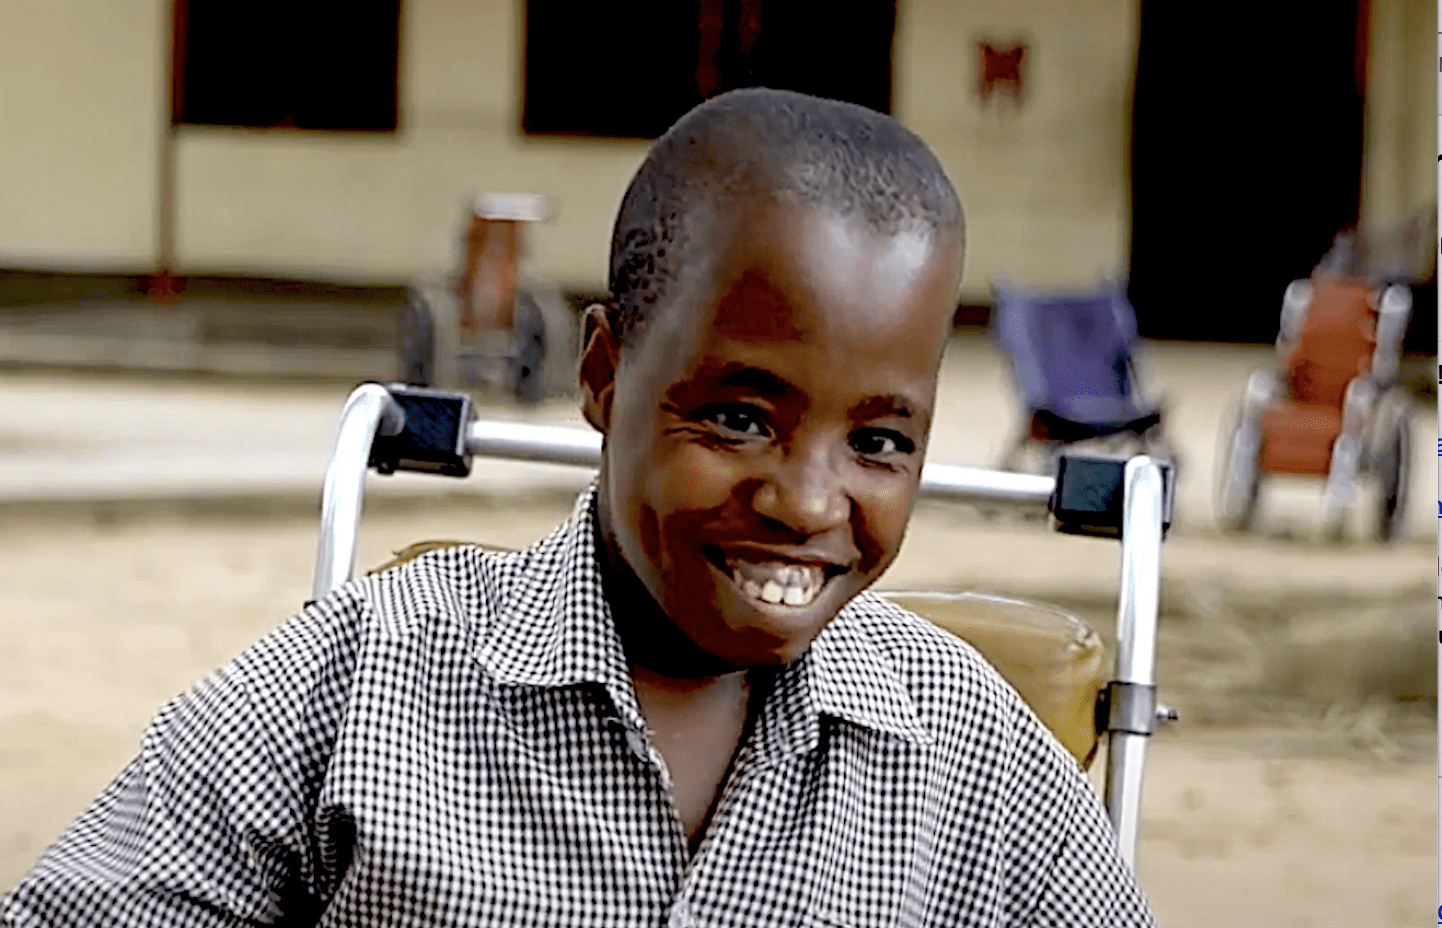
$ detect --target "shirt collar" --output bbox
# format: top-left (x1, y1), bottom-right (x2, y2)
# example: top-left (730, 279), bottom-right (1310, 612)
top-left (807, 603), bottom-right (934, 745)
top-left (475, 486), bottom-right (932, 749)
top-left (751, 600), bottom-right (935, 764)
top-left (474, 486), bottom-right (642, 726)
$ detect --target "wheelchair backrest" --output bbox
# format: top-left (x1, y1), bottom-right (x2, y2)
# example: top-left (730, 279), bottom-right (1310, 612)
top-left (1283, 274), bottom-right (1378, 408)
top-left (991, 282), bottom-right (1141, 417)
top-left (881, 590), bottom-right (1106, 769)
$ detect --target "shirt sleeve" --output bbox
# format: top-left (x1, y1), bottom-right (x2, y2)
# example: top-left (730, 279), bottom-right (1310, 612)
top-left (0, 591), bottom-right (369, 928)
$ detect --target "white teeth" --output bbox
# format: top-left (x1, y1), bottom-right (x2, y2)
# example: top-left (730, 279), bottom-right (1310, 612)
top-left (728, 561), bottom-right (825, 607)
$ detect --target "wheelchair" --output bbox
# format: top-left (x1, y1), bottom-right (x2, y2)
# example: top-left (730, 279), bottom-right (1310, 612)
top-left (308, 382), bottom-right (1179, 868)
top-left (989, 279), bottom-right (1175, 477)
top-left (1214, 231), bottom-right (1416, 542)
top-left (399, 192), bottom-right (580, 404)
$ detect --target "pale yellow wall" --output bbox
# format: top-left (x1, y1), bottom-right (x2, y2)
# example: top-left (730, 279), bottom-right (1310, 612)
top-left (6, 0), bottom-right (1431, 297)
top-left (0, 0), bottom-right (164, 269)
top-left (1359, 0), bottom-right (1436, 275)
top-left (175, 0), bottom-right (650, 288)
top-left (897, 0), bottom-right (1138, 296)
top-left (1, 0), bottom-right (1139, 299)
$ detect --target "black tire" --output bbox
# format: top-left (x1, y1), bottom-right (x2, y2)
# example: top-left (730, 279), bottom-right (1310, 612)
top-left (511, 291), bottom-right (547, 405)
top-left (1215, 407), bottom-right (1261, 533)
top-left (532, 289), bottom-right (581, 399)
top-left (1375, 417), bottom-right (1410, 543)
top-left (399, 286), bottom-right (437, 386)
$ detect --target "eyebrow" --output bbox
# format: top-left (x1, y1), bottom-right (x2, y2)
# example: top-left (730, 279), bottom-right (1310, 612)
top-left (682, 360), bottom-right (795, 398)
top-left (850, 394), bottom-right (921, 422)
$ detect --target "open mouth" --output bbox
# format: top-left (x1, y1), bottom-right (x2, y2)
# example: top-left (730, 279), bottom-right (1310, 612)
top-left (703, 548), bottom-right (841, 608)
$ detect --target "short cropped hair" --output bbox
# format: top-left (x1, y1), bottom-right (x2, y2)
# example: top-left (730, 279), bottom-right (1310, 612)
top-left (607, 87), bottom-right (964, 349)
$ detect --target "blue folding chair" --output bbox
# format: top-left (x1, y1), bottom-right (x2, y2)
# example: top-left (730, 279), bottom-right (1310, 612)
top-left (990, 280), bottom-right (1172, 474)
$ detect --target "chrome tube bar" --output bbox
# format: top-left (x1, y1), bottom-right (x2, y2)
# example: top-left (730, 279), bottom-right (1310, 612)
top-left (312, 385), bottom-right (406, 601)
top-left (314, 408), bottom-right (1061, 600)
top-left (1103, 456), bottom-right (1166, 868)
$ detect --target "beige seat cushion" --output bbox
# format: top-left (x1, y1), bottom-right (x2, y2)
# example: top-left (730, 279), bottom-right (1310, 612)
top-left (368, 540), bottom-right (490, 575)
top-left (368, 545), bottom-right (1106, 768)
top-left (880, 591), bottom-right (1106, 769)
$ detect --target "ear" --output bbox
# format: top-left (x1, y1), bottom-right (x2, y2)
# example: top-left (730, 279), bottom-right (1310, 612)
top-left (578, 303), bottom-right (620, 434)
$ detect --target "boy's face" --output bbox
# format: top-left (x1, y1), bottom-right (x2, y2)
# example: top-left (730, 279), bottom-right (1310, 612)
top-left (584, 203), bottom-right (962, 669)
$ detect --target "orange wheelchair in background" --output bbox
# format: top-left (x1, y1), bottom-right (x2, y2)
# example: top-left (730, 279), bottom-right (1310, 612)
top-left (1214, 229), bottom-right (1417, 542)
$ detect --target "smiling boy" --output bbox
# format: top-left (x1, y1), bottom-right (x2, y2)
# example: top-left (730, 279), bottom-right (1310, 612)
top-left (2, 89), bottom-right (1154, 927)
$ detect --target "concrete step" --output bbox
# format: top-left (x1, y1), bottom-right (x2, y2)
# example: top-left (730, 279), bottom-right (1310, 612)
top-left (0, 298), bottom-right (405, 381)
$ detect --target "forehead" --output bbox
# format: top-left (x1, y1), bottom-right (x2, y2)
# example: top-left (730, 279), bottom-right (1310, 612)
top-left (619, 203), bottom-right (960, 408)
top-left (654, 203), bottom-right (959, 352)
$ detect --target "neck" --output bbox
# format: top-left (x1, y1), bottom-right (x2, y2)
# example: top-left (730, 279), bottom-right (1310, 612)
top-left (592, 485), bottom-right (741, 681)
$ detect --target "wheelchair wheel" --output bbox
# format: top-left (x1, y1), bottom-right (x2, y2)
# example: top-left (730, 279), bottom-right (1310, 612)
top-left (533, 288), bottom-right (582, 399)
top-left (399, 284), bottom-right (440, 387)
top-left (1374, 415), bottom-right (1411, 543)
top-left (1215, 405), bottom-right (1261, 533)
top-left (511, 291), bottom-right (546, 405)
top-left (1319, 428), bottom-right (1367, 544)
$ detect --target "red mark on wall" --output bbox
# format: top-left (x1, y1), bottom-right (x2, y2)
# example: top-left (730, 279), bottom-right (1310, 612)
top-left (977, 41), bottom-right (1028, 104)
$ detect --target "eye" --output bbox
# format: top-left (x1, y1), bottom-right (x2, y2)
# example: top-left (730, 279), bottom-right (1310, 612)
top-left (850, 428), bottom-right (915, 459)
top-left (699, 404), bottom-right (772, 439)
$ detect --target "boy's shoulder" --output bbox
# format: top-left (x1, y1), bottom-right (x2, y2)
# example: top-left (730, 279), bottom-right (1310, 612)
top-left (833, 590), bottom-right (994, 669)
top-left (822, 590), bottom-right (1092, 795)
top-left (353, 514), bottom-right (583, 639)
top-left (356, 540), bottom-right (528, 632)
top-left (823, 590), bottom-right (1026, 722)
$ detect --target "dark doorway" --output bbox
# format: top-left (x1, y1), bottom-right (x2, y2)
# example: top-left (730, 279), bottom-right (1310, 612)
top-left (522, 0), bottom-right (897, 139)
top-left (1128, 2), bottom-right (1367, 344)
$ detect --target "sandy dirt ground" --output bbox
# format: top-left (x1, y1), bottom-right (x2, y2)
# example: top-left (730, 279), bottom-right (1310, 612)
top-left (0, 498), bottom-right (1433, 928)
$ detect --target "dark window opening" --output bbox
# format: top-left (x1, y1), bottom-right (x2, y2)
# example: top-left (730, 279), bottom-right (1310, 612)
top-left (522, 0), bottom-right (897, 139)
top-left (174, 0), bottom-right (402, 132)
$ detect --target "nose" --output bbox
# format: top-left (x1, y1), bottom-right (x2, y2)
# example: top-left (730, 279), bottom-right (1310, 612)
top-left (750, 448), bottom-right (850, 537)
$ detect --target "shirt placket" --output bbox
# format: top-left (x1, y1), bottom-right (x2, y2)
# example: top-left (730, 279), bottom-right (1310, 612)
top-left (663, 672), bottom-right (817, 928)
top-left (664, 744), bottom-right (753, 928)
top-left (604, 682), bottom-right (693, 870)
top-left (607, 680), bottom-right (762, 928)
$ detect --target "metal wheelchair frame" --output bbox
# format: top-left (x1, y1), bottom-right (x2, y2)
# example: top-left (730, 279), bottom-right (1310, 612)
top-left (309, 383), bottom-right (1174, 868)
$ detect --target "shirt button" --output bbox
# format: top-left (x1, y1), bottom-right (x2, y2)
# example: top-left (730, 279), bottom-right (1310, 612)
top-left (668, 900), bottom-right (694, 928)
top-left (624, 727), bottom-right (649, 762)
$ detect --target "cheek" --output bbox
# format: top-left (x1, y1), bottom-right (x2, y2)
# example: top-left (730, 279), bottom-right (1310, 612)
top-left (635, 444), bottom-right (752, 565)
top-left (852, 482), bottom-right (918, 574)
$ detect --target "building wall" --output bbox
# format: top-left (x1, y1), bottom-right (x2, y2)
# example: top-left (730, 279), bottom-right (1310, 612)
top-left (897, 0), bottom-right (1137, 294)
top-left (16, 1), bottom-right (1419, 303)
top-left (1359, 0), bottom-right (1436, 272)
top-left (172, 0), bottom-right (652, 290)
top-left (0, 0), bottom-right (165, 270)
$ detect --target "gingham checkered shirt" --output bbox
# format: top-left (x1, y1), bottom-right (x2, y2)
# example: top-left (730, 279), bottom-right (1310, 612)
top-left (2, 490), bottom-right (1154, 927)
